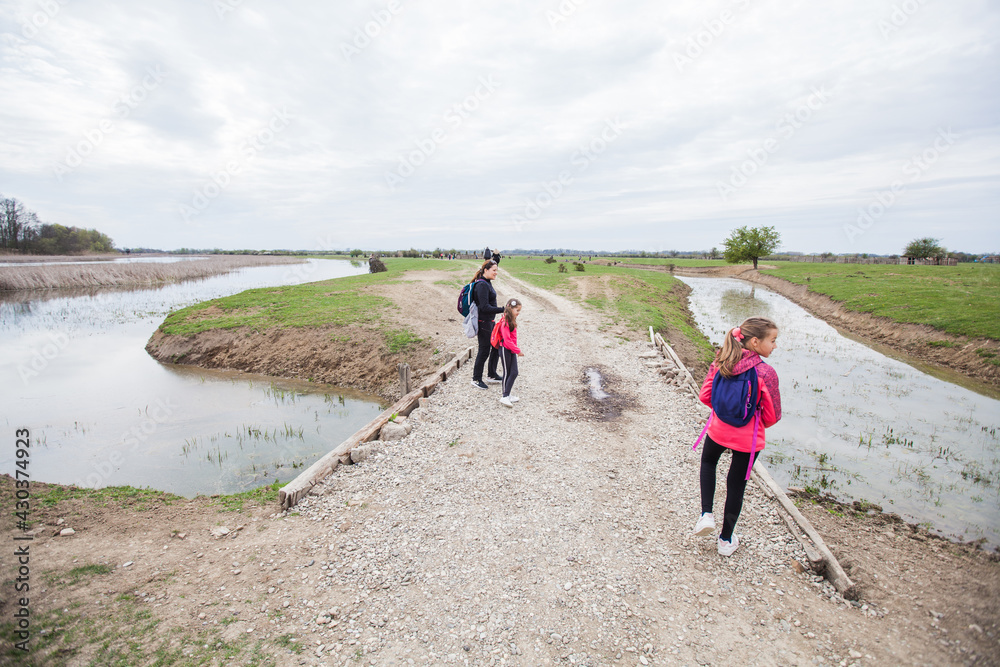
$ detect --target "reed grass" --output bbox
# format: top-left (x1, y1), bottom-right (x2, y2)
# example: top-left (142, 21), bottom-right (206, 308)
top-left (0, 255), bottom-right (304, 290)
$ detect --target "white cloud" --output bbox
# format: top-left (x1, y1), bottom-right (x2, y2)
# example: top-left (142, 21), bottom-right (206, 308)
top-left (1, 0), bottom-right (997, 253)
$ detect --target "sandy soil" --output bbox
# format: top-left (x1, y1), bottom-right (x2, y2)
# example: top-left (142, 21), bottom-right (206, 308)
top-left (3, 268), bottom-right (998, 666)
top-left (674, 266), bottom-right (1000, 393)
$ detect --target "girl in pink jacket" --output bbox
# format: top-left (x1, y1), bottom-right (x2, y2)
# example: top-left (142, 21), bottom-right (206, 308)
top-left (494, 298), bottom-right (523, 408)
top-left (693, 316), bottom-right (781, 556)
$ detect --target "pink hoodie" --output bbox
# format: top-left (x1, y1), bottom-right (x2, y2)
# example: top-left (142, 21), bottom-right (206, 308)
top-left (495, 318), bottom-right (521, 354)
top-left (698, 349), bottom-right (781, 453)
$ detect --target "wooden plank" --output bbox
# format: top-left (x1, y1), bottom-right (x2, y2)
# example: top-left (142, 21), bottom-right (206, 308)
top-left (752, 464), bottom-right (857, 597)
top-left (754, 469), bottom-right (825, 570)
top-left (278, 345), bottom-right (474, 510)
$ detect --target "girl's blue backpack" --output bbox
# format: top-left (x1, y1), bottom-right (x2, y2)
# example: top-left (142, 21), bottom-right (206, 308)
top-left (710, 366), bottom-right (760, 428)
top-left (692, 366), bottom-right (762, 480)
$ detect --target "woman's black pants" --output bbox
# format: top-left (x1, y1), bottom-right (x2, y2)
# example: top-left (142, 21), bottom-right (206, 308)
top-left (472, 319), bottom-right (499, 382)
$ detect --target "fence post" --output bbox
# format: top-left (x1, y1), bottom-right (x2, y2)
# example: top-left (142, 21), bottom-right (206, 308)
top-left (398, 363), bottom-right (411, 397)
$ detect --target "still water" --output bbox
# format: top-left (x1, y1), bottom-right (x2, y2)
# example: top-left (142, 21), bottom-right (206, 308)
top-left (679, 276), bottom-right (1000, 546)
top-left (0, 259), bottom-right (386, 497)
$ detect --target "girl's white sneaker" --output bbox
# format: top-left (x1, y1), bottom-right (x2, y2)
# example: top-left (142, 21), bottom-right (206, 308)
top-left (693, 513), bottom-right (715, 536)
top-left (510, 396), bottom-right (520, 403)
top-left (718, 535), bottom-right (740, 557)
top-left (499, 396), bottom-right (514, 408)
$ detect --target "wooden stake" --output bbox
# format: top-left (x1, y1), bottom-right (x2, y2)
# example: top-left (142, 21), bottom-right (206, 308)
top-left (398, 363), bottom-right (411, 396)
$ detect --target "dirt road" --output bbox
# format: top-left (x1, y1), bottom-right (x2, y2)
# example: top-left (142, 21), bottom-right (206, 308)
top-left (3, 271), bottom-right (997, 666)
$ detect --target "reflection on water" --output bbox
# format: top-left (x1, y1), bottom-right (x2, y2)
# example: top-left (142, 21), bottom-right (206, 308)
top-left (680, 276), bottom-right (1000, 546)
top-left (0, 259), bottom-right (382, 497)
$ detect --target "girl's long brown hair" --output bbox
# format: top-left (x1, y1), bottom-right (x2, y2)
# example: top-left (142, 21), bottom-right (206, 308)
top-left (716, 316), bottom-right (777, 377)
top-left (473, 260), bottom-right (496, 281)
top-left (503, 298), bottom-right (520, 330)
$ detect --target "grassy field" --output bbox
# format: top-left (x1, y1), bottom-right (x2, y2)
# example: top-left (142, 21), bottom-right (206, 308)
top-left (597, 257), bottom-right (727, 267)
top-left (760, 263), bottom-right (1000, 340)
top-left (499, 257), bottom-right (715, 367)
top-left (158, 258), bottom-right (464, 348)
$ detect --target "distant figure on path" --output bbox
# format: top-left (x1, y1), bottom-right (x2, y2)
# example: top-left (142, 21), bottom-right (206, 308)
top-left (484, 247), bottom-right (492, 260)
top-left (494, 298), bottom-right (523, 407)
top-left (692, 317), bottom-right (781, 557)
top-left (469, 260), bottom-right (504, 390)
top-left (491, 249), bottom-right (501, 265)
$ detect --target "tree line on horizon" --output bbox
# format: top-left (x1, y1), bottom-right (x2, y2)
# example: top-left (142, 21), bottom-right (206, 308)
top-left (1, 195), bottom-right (114, 255)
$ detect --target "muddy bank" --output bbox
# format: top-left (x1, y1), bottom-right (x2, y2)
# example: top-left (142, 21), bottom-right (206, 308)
top-left (676, 265), bottom-right (1000, 393)
top-left (145, 269), bottom-right (472, 401)
top-left (146, 324), bottom-right (434, 401)
top-left (790, 490), bottom-right (1000, 662)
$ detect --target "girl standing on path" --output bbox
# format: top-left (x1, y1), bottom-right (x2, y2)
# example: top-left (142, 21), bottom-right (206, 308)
top-left (693, 316), bottom-right (781, 556)
top-left (470, 260), bottom-right (505, 390)
top-left (494, 298), bottom-right (523, 408)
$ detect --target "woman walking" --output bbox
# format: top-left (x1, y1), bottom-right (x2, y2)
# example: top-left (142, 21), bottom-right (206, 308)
top-left (470, 260), bottom-right (505, 390)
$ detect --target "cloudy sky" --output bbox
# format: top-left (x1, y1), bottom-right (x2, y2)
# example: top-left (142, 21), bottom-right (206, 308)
top-left (1, 0), bottom-right (998, 254)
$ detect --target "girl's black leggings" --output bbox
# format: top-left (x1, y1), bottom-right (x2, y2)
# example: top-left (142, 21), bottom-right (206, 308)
top-left (699, 435), bottom-right (758, 541)
top-left (499, 347), bottom-right (518, 397)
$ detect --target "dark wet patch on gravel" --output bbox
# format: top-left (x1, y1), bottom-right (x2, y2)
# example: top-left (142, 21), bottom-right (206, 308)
top-left (574, 366), bottom-right (635, 422)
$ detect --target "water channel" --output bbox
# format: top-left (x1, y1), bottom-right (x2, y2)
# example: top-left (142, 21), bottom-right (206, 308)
top-left (1, 258), bottom-right (386, 497)
top-left (679, 275), bottom-right (1000, 546)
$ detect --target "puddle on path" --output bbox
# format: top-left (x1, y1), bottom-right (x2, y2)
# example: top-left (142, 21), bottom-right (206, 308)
top-left (586, 367), bottom-right (611, 400)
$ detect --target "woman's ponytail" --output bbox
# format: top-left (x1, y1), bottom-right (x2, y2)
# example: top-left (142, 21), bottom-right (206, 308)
top-left (716, 316), bottom-right (778, 377)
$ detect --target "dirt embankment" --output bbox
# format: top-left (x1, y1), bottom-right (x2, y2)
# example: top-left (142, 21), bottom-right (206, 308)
top-left (145, 270), bottom-right (470, 401)
top-left (676, 265), bottom-right (1000, 392)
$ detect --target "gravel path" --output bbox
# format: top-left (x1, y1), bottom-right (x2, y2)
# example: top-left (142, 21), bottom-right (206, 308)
top-left (267, 276), bottom-right (883, 666)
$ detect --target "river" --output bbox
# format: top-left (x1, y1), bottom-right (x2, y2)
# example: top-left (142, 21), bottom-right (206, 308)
top-left (0, 258), bottom-right (386, 497)
top-left (679, 275), bottom-right (1000, 546)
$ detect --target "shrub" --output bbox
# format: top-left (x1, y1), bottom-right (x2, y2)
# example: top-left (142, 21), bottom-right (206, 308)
top-left (573, 263), bottom-right (585, 271)
top-left (557, 264), bottom-right (567, 273)
top-left (544, 255), bottom-right (556, 264)
top-left (368, 257), bottom-right (387, 273)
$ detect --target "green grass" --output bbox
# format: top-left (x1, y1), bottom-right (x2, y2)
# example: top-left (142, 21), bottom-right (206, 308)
top-left (43, 564), bottom-right (114, 588)
top-left (602, 257), bottom-right (728, 267)
top-left (157, 257), bottom-right (461, 352)
top-left (759, 263), bottom-right (1000, 340)
top-left (208, 479), bottom-right (282, 513)
top-left (37, 485), bottom-right (180, 510)
top-left (500, 258), bottom-right (714, 366)
top-left (0, 597), bottom-right (279, 667)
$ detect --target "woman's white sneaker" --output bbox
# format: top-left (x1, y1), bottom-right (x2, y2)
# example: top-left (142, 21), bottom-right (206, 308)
top-left (499, 396), bottom-right (514, 408)
top-left (693, 513), bottom-right (715, 536)
top-left (718, 535), bottom-right (740, 557)
top-left (509, 396), bottom-right (520, 403)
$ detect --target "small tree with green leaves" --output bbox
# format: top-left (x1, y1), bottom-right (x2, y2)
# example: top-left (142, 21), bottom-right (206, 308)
top-left (350, 249), bottom-right (363, 257)
top-left (722, 225), bottom-right (781, 270)
top-left (903, 237), bottom-right (946, 262)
